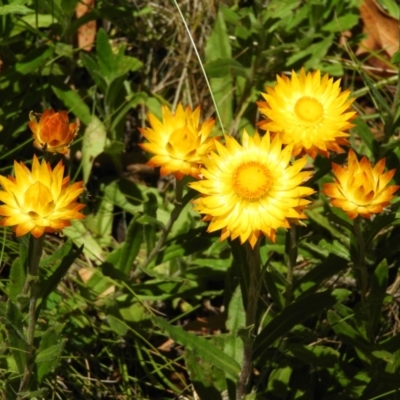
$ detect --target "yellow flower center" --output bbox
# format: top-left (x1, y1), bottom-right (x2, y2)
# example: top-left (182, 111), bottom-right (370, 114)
top-left (232, 161), bottom-right (271, 200)
top-left (24, 181), bottom-right (55, 218)
top-left (166, 127), bottom-right (197, 158)
top-left (294, 97), bottom-right (324, 124)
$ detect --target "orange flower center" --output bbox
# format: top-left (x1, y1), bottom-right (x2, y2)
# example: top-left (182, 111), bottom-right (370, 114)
top-left (232, 161), bottom-right (271, 200)
top-left (294, 97), bottom-right (324, 124)
top-left (348, 172), bottom-right (376, 206)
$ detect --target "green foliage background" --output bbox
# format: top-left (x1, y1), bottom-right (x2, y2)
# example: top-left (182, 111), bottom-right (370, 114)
top-left (1, 0), bottom-right (400, 399)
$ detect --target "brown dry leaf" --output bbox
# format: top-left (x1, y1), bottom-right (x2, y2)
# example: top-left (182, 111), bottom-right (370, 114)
top-left (76, 0), bottom-right (96, 51)
top-left (357, 0), bottom-right (399, 70)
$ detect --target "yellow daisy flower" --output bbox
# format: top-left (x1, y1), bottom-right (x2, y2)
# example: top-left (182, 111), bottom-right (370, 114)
top-left (28, 108), bottom-right (78, 154)
top-left (258, 68), bottom-right (356, 158)
top-left (139, 103), bottom-right (217, 180)
top-left (190, 131), bottom-right (315, 248)
top-left (0, 155), bottom-right (85, 237)
top-left (323, 149), bottom-right (399, 219)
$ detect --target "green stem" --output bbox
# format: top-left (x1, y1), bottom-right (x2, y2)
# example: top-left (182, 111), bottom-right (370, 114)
top-left (353, 217), bottom-right (367, 305)
top-left (353, 217), bottom-right (373, 341)
top-left (138, 178), bottom-right (185, 271)
top-left (285, 226), bottom-right (297, 306)
top-left (236, 240), bottom-right (262, 400)
top-left (18, 234), bottom-right (45, 397)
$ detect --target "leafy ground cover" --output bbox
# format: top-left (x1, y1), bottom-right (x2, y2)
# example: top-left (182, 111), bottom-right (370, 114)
top-left (1, 0), bottom-right (400, 399)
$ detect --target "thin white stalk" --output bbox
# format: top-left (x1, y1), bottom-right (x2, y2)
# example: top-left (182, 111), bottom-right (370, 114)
top-left (172, 0), bottom-right (225, 133)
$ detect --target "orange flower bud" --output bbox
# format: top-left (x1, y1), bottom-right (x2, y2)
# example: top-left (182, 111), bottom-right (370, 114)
top-left (28, 109), bottom-right (78, 154)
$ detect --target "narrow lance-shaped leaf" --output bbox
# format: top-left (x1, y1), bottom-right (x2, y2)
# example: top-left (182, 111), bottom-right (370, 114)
top-left (118, 214), bottom-right (144, 276)
top-left (224, 287), bottom-right (245, 365)
top-left (8, 235), bottom-right (29, 303)
top-left (36, 244), bottom-right (84, 317)
top-left (52, 85), bottom-right (93, 125)
top-left (36, 327), bottom-right (65, 383)
top-left (5, 301), bottom-right (28, 374)
top-left (143, 192), bottom-right (158, 257)
top-left (368, 259), bottom-right (388, 336)
top-left (153, 317), bottom-right (241, 380)
top-left (254, 289), bottom-right (350, 358)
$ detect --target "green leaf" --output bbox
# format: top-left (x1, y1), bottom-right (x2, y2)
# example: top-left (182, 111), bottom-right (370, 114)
top-left (288, 344), bottom-right (340, 368)
top-left (264, 268), bottom-right (285, 311)
top-left (15, 46), bottom-right (54, 75)
top-left (372, 350), bottom-right (394, 363)
top-left (327, 310), bottom-right (371, 359)
top-left (392, 52), bottom-right (400, 66)
top-left (104, 75), bottom-right (126, 112)
top-left (287, 35), bottom-right (333, 67)
top-left (360, 69), bottom-right (392, 118)
top-left (104, 141), bottom-right (124, 172)
top-left (147, 235), bottom-right (213, 269)
top-left (143, 192), bottom-right (158, 256)
top-left (80, 53), bottom-right (107, 92)
top-left (321, 14), bottom-right (359, 32)
top-left (81, 268), bottom-right (114, 300)
top-left (52, 85), bottom-right (93, 125)
top-left (185, 352), bottom-right (224, 400)
top-left (36, 327), bottom-right (65, 382)
top-left (83, 195), bottom-right (114, 247)
top-left (20, 13), bottom-right (54, 29)
top-left (317, 239), bottom-right (350, 261)
top-left (267, 366), bottom-right (292, 398)
top-left (294, 254), bottom-right (349, 296)
top-left (37, 244), bottom-right (83, 316)
top-left (254, 289), bottom-right (350, 358)
top-left (8, 236), bottom-right (29, 302)
top-left (110, 92), bottom-right (148, 132)
top-left (40, 240), bottom-right (76, 270)
top-left (116, 55), bottom-right (143, 76)
top-left (63, 220), bottom-right (105, 263)
top-left (153, 317), bottom-right (240, 380)
top-left (118, 215), bottom-right (144, 276)
top-left (5, 301), bottom-right (28, 374)
top-left (107, 314), bottom-right (129, 336)
top-left (380, 0), bottom-right (400, 18)
top-left (96, 28), bottom-right (115, 81)
top-left (341, 371), bottom-right (371, 398)
top-left (353, 117), bottom-right (375, 153)
top-left (103, 179), bottom-right (146, 215)
top-left (365, 213), bottom-right (397, 248)
top-left (305, 208), bottom-right (350, 244)
top-left (185, 336), bottom-right (226, 400)
top-left (0, 4), bottom-right (33, 15)
top-left (81, 116), bottom-right (107, 183)
top-left (204, 58), bottom-right (249, 79)
top-left (224, 287), bottom-right (245, 366)
top-left (368, 259), bottom-right (388, 335)
top-left (205, 10), bottom-right (233, 131)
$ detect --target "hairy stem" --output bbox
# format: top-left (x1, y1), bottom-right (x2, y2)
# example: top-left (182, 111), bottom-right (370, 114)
top-left (353, 217), bottom-right (367, 305)
top-left (236, 240), bottom-right (262, 400)
top-left (353, 217), bottom-right (373, 341)
top-left (18, 234), bottom-right (45, 397)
